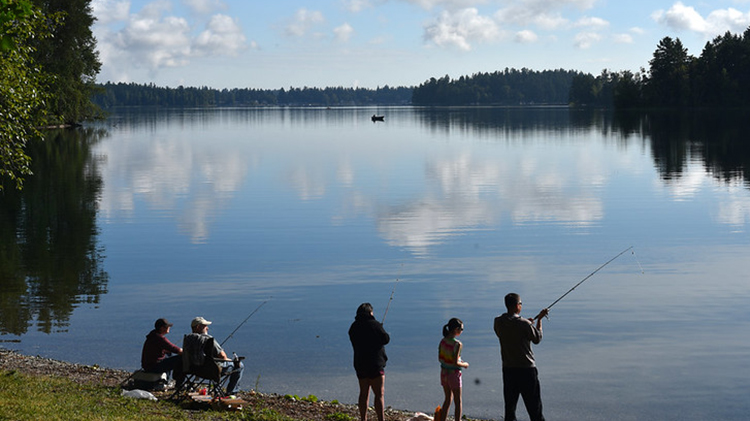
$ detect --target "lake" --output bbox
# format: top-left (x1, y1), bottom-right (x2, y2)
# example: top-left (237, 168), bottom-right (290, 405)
top-left (1, 107), bottom-right (749, 420)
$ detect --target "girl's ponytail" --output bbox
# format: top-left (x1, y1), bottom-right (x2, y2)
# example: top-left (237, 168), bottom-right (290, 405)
top-left (443, 318), bottom-right (463, 337)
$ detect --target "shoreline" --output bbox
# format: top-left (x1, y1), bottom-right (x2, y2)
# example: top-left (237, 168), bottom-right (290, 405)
top-left (0, 347), bottom-right (435, 421)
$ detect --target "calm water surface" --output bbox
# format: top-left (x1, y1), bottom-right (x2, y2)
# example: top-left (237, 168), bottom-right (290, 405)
top-left (1, 107), bottom-right (749, 420)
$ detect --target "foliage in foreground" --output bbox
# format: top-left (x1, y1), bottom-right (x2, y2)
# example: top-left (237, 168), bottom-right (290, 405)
top-left (31, 0), bottom-right (103, 126)
top-left (0, 0), bottom-right (51, 191)
top-left (1, 0), bottom-right (103, 191)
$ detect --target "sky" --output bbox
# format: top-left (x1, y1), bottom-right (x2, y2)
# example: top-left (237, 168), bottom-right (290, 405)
top-left (90, 0), bottom-right (750, 89)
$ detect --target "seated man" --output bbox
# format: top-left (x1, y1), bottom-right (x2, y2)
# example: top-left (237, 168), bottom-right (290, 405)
top-left (141, 318), bottom-right (183, 377)
top-left (188, 316), bottom-right (244, 394)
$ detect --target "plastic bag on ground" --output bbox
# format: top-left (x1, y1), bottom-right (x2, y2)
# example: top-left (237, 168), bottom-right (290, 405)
top-left (406, 412), bottom-right (434, 421)
top-left (121, 389), bottom-right (158, 401)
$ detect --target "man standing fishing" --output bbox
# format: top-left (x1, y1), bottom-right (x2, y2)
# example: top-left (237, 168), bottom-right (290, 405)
top-left (494, 293), bottom-right (549, 421)
top-left (348, 303), bottom-right (390, 421)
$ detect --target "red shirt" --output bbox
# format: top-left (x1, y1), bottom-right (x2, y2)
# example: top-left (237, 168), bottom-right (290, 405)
top-left (141, 329), bottom-right (181, 371)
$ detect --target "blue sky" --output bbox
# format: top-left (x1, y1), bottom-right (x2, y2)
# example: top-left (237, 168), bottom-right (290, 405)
top-left (91, 0), bottom-right (750, 89)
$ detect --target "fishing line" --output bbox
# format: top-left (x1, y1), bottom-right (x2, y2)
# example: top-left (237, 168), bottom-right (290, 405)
top-left (381, 264), bottom-right (403, 323)
top-left (631, 248), bottom-right (645, 274)
top-left (546, 246), bottom-right (635, 311)
top-left (220, 299), bottom-right (269, 347)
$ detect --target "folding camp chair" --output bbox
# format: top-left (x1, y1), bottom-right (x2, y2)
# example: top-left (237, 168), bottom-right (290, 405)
top-left (170, 333), bottom-right (234, 401)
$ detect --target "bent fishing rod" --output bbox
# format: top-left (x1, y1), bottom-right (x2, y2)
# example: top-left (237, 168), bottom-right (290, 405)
top-left (220, 299), bottom-right (269, 347)
top-left (545, 246), bottom-right (639, 313)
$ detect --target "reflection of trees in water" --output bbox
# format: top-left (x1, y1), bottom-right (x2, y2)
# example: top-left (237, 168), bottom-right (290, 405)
top-left (688, 111), bottom-right (750, 186)
top-left (415, 107), bottom-right (750, 187)
top-left (0, 128), bottom-right (109, 335)
top-left (639, 110), bottom-right (750, 186)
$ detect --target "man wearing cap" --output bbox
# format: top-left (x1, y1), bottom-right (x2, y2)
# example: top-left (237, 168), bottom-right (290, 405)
top-left (494, 293), bottom-right (549, 421)
top-left (189, 316), bottom-right (244, 394)
top-left (141, 318), bottom-right (183, 376)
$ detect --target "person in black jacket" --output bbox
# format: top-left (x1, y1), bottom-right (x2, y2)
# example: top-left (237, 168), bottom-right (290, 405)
top-left (348, 303), bottom-right (390, 421)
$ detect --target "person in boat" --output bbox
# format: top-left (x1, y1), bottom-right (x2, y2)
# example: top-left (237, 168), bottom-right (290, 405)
top-left (493, 293), bottom-right (549, 421)
top-left (348, 303), bottom-right (390, 421)
top-left (189, 316), bottom-right (244, 394)
top-left (141, 318), bottom-right (183, 377)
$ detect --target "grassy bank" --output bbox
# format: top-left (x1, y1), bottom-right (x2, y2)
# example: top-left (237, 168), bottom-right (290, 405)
top-left (0, 349), bottom-right (411, 421)
top-left (0, 368), bottom-right (354, 421)
top-left (0, 369), bottom-right (205, 420)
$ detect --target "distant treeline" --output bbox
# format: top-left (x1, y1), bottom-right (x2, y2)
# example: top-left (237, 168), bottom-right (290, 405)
top-left (92, 83), bottom-right (413, 107)
top-left (412, 68), bottom-right (580, 105)
top-left (93, 27), bottom-right (750, 110)
top-left (570, 28), bottom-right (750, 108)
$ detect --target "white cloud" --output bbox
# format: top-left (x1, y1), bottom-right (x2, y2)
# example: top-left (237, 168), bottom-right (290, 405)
top-left (117, 13), bottom-right (193, 68)
top-left (334, 23), bottom-right (355, 42)
top-left (369, 35), bottom-right (388, 45)
top-left (495, 8), bottom-right (566, 30)
top-left (91, 0), bottom-right (130, 24)
top-left (533, 14), bottom-right (570, 30)
top-left (707, 7), bottom-right (750, 32)
top-left (182, 0), bottom-right (226, 15)
top-left (194, 14), bottom-right (247, 56)
top-left (343, 0), bottom-right (373, 13)
top-left (494, 0), bottom-right (597, 30)
top-left (423, 8), bottom-right (501, 51)
top-left (93, 1), bottom-right (248, 79)
top-left (652, 2), bottom-right (750, 37)
top-left (575, 16), bottom-right (609, 29)
top-left (613, 33), bottom-right (634, 44)
top-left (286, 8), bottom-right (325, 37)
top-left (515, 29), bottom-right (538, 43)
top-left (404, 0), bottom-right (482, 10)
top-left (652, 2), bottom-right (708, 33)
top-left (574, 31), bottom-right (602, 49)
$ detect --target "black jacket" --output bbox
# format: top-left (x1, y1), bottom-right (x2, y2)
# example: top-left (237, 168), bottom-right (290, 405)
top-left (348, 314), bottom-right (390, 374)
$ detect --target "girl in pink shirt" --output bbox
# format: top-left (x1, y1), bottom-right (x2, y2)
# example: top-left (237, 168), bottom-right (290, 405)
top-left (437, 318), bottom-right (469, 421)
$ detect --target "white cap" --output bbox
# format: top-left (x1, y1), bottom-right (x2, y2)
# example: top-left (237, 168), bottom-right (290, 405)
top-left (191, 316), bottom-right (212, 328)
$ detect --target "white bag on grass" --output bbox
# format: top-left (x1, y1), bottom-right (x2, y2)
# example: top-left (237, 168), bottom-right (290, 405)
top-left (121, 389), bottom-right (158, 401)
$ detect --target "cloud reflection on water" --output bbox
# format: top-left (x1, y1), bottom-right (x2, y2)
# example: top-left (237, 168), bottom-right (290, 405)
top-left (97, 128), bottom-right (251, 243)
top-left (93, 108), bottom-right (750, 256)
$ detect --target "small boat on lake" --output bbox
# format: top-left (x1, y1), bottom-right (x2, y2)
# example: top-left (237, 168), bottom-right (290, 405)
top-left (371, 114), bottom-right (385, 122)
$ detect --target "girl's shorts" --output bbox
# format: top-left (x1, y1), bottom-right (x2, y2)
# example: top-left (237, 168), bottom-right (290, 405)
top-left (440, 368), bottom-right (462, 389)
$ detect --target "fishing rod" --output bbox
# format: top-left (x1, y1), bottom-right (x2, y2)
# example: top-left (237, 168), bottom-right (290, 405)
top-left (546, 246), bottom-right (636, 311)
top-left (220, 299), bottom-right (269, 347)
top-left (381, 264), bottom-right (403, 323)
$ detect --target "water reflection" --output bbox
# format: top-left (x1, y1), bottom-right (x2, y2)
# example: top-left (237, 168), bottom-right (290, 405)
top-left (413, 107), bottom-right (750, 187)
top-left (100, 107), bottom-right (750, 255)
top-left (0, 128), bottom-right (109, 335)
top-left (2, 108), bottom-right (749, 420)
top-left (412, 107), bottom-right (750, 232)
top-left (97, 110), bottom-right (251, 243)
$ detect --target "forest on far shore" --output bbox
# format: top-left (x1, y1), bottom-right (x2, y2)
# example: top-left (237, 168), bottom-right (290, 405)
top-left (91, 84), bottom-right (414, 108)
top-left (93, 27), bottom-right (750, 110)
